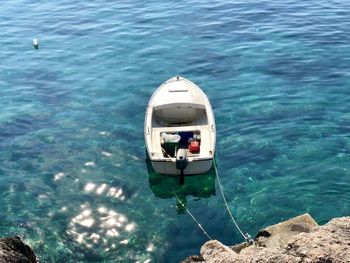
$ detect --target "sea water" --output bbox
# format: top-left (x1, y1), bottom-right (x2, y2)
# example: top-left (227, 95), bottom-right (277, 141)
top-left (1, 0), bottom-right (350, 262)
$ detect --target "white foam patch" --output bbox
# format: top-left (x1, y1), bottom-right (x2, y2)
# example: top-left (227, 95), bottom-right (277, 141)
top-left (146, 243), bottom-right (154, 252)
top-left (120, 239), bottom-right (129, 245)
top-left (84, 183), bottom-right (96, 192)
top-left (79, 218), bottom-right (94, 228)
top-left (101, 151), bottom-right (112, 157)
top-left (84, 161), bottom-right (96, 167)
top-left (106, 228), bottom-right (119, 237)
top-left (38, 194), bottom-right (48, 199)
top-left (97, 207), bottom-right (107, 214)
top-left (125, 223), bottom-right (136, 232)
top-left (96, 183), bottom-right (107, 195)
top-left (54, 172), bottom-right (65, 181)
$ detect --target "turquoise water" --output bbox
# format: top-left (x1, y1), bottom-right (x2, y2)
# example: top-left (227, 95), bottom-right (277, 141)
top-left (1, 0), bottom-right (350, 262)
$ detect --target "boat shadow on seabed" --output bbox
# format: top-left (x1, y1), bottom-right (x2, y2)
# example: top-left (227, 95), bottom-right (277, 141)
top-left (146, 158), bottom-right (216, 214)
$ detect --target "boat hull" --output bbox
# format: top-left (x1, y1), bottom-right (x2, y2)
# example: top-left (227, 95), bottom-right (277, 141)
top-left (144, 76), bottom-right (216, 176)
top-left (150, 159), bottom-right (213, 175)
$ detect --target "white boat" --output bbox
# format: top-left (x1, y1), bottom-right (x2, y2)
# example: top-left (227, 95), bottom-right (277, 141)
top-left (144, 76), bottom-right (216, 177)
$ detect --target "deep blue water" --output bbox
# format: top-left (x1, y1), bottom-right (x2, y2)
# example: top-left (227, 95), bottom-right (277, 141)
top-left (1, 0), bottom-right (350, 262)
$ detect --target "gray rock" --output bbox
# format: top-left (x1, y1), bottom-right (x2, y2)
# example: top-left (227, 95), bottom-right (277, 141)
top-left (286, 217), bottom-right (350, 263)
top-left (183, 214), bottom-right (350, 263)
top-left (181, 255), bottom-right (205, 263)
top-left (0, 237), bottom-right (37, 263)
top-left (251, 213), bottom-right (318, 250)
top-left (200, 240), bottom-right (239, 263)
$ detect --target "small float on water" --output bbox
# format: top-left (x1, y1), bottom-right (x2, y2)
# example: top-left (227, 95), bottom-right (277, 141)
top-left (144, 76), bottom-right (216, 179)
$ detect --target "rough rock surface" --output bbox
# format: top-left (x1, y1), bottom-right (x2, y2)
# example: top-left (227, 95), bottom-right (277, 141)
top-left (201, 240), bottom-right (239, 263)
top-left (182, 214), bottom-right (350, 263)
top-left (0, 237), bottom-right (37, 263)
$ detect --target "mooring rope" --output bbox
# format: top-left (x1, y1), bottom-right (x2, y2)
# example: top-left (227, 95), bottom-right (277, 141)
top-left (214, 159), bottom-right (254, 244)
top-left (174, 193), bottom-right (212, 240)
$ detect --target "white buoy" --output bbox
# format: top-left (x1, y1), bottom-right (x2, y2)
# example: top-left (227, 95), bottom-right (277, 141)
top-left (33, 38), bottom-right (39, 49)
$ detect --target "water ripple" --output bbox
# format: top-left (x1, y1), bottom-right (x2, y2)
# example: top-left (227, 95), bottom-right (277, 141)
top-left (1, 0), bottom-right (350, 262)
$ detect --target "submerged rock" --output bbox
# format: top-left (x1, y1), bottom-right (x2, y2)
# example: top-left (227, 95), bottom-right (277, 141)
top-left (182, 214), bottom-right (350, 263)
top-left (0, 237), bottom-right (37, 263)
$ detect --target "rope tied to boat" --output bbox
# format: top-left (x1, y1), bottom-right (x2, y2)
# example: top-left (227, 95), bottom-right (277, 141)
top-left (174, 192), bottom-right (212, 241)
top-left (214, 159), bottom-right (254, 245)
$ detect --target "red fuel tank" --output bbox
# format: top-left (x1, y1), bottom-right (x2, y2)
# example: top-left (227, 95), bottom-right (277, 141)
top-left (189, 140), bottom-right (200, 153)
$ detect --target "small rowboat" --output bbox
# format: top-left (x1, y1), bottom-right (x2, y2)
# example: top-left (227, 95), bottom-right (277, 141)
top-left (144, 76), bottom-right (216, 179)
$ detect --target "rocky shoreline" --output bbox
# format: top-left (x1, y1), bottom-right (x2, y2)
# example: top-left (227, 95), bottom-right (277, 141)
top-left (0, 237), bottom-right (37, 263)
top-left (182, 214), bottom-right (350, 263)
top-left (2, 214), bottom-right (349, 262)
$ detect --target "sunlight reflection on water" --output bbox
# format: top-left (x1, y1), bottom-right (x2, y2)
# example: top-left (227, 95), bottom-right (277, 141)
top-left (67, 202), bottom-right (136, 251)
top-left (84, 182), bottom-right (126, 201)
top-left (3, 0), bottom-right (350, 262)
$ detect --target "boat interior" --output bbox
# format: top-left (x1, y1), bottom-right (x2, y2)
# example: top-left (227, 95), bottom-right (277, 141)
top-left (151, 103), bottom-right (211, 159)
top-left (153, 104), bottom-right (206, 126)
top-left (161, 130), bottom-right (201, 157)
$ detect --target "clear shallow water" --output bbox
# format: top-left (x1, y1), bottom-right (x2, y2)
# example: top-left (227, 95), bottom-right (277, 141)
top-left (1, 0), bottom-right (350, 262)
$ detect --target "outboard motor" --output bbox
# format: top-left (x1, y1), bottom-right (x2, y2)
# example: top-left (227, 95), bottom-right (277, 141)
top-left (176, 149), bottom-right (188, 170)
top-left (176, 149), bottom-right (188, 185)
